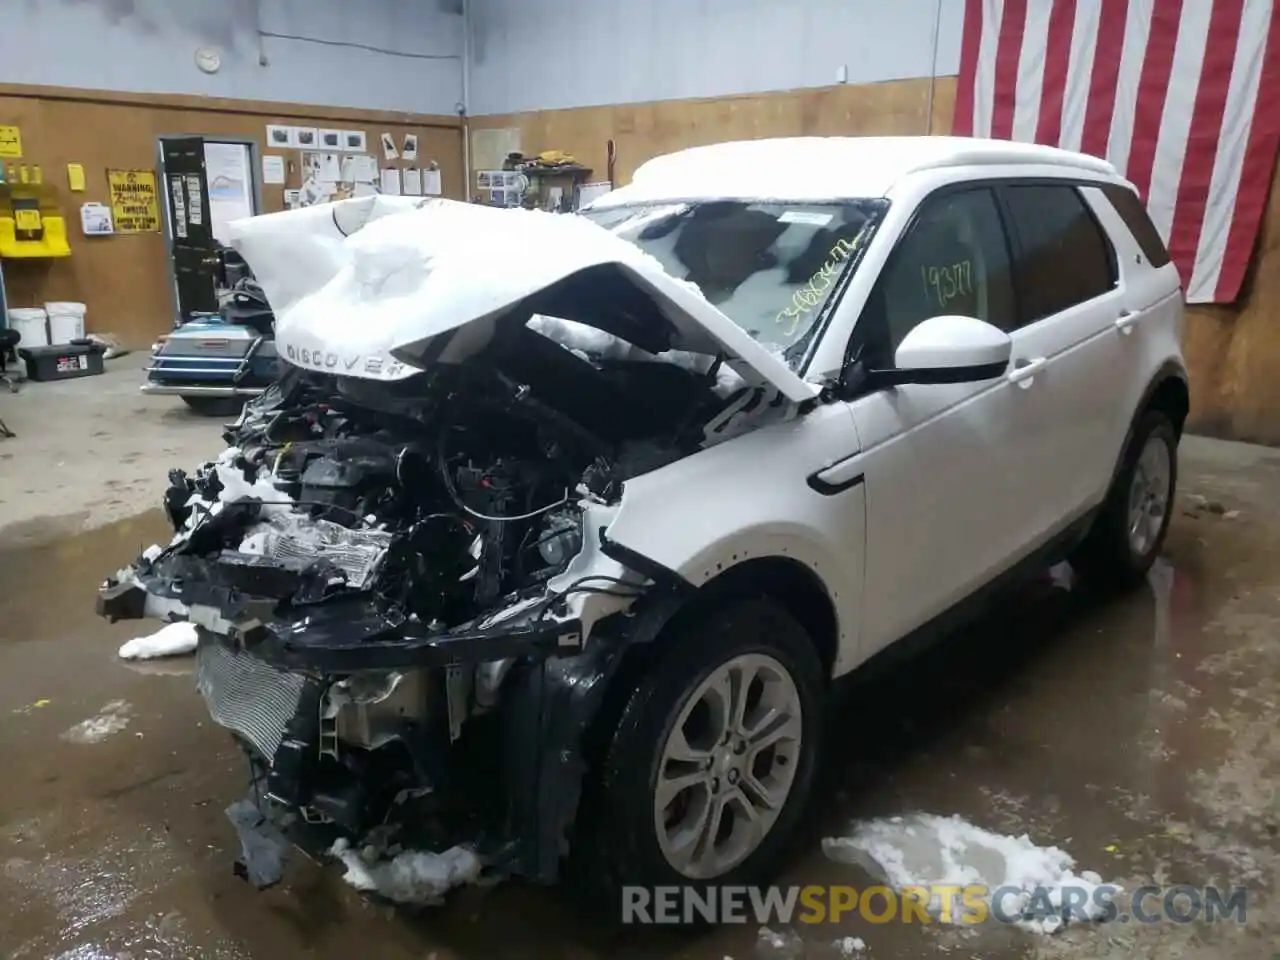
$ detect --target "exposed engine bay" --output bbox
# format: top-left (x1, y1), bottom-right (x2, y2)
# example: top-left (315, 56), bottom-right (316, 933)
top-left (99, 301), bottom-right (797, 893)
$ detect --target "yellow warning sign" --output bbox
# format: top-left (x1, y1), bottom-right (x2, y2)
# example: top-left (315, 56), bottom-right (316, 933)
top-left (0, 125), bottom-right (21, 158)
top-left (107, 169), bottom-right (160, 234)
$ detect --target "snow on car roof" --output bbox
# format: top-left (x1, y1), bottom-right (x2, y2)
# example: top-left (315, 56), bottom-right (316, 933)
top-left (585, 136), bottom-right (1123, 209)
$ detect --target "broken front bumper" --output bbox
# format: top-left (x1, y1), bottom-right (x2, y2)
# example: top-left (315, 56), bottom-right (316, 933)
top-left (97, 551), bottom-right (625, 887)
top-left (97, 551), bottom-right (586, 673)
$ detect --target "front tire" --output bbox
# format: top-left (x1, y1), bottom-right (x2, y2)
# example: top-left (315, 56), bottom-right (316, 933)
top-left (1072, 409), bottom-right (1178, 588)
top-left (574, 598), bottom-right (825, 918)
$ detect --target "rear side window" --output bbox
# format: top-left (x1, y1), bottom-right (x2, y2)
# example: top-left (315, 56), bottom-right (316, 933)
top-left (1100, 183), bottom-right (1172, 267)
top-left (1002, 184), bottom-right (1117, 325)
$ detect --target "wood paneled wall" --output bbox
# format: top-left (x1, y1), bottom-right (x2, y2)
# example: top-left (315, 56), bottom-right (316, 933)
top-left (472, 77), bottom-right (955, 187)
top-left (473, 76), bottom-right (1280, 445)
top-left (0, 84), bottom-right (465, 347)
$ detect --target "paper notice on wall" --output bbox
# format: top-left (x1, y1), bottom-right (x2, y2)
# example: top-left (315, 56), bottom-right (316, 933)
top-left (380, 168), bottom-right (401, 195)
top-left (402, 134), bottom-right (418, 161)
top-left (303, 152), bottom-right (341, 183)
top-left (283, 189), bottom-right (301, 209)
top-left (297, 177), bottom-right (335, 208)
top-left (402, 168), bottom-right (422, 196)
top-left (380, 132), bottom-right (398, 160)
top-left (266, 124), bottom-right (291, 149)
top-left (107, 169), bottom-right (161, 233)
top-left (423, 167), bottom-right (442, 195)
top-left (185, 174), bottom-right (204, 225)
top-left (0, 124), bottom-right (23, 159)
top-left (262, 155), bottom-right (286, 184)
top-left (169, 176), bottom-right (188, 238)
top-left (340, 153), bottom-right (376, 183)
top-left (80, 202), bottom-right (113, 235)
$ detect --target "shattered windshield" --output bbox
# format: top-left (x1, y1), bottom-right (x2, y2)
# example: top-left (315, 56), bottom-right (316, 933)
top-left (581, 199), bottom-right (884, 366)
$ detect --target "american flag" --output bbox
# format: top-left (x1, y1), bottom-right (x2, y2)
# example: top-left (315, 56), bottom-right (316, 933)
top-left (952, 0), bottom-right (1280, 304)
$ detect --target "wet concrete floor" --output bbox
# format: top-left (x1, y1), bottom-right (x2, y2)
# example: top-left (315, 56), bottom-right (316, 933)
top-left (1, 435), bottom-right (1278, 959)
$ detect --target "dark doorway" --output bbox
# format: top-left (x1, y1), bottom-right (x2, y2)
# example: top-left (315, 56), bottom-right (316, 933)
top-left (160, 137), bottom-right (219, 325)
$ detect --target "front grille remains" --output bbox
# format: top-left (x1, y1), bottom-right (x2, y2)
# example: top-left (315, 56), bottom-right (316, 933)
top-left (196, 637), bottom-right (307, 762)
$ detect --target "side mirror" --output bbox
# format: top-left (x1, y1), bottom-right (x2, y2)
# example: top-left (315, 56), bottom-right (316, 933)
top-left (877, 315), bottom-right (1011, 386)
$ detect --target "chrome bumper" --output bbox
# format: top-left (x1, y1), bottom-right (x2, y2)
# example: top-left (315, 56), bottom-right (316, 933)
top-left (140, 383), bottom-right (266, 398)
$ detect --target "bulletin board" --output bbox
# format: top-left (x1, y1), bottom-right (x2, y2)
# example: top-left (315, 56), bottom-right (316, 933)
top-left (0, 83), bottom-right (464, 347)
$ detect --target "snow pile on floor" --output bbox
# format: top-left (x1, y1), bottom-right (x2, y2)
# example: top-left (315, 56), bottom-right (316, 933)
top-left (756, 926), bottom-right (805, 959)
top-left (329, 839), bottom-right (482, 905)
top-left (60, 700), bottom-right (133, 744)
top-left (832, 936), bottom-right (865, 956)
top-left (822, 814), bottom-right (1111, 935)
top-left (118, 621), bottom-right (198, 660)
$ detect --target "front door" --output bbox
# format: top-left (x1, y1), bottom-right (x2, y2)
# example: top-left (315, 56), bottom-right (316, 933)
top-left (161, 137), bottom-right (219, 325)
top-left (844, 185), bottom-right (1033, 656)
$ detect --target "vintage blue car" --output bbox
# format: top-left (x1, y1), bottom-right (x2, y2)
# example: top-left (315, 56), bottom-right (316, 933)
top-left (142, 276), bottom-right (279, 417)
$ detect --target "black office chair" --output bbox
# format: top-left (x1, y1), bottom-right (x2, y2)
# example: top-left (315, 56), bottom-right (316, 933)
top-left (0, 327), bottom-right (19, 393)
top-left (0, 327), bottom-right (19, 437)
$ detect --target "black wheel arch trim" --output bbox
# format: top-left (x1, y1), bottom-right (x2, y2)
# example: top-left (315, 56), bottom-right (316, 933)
top-left (598, 528), bottom-right (696, 597)
top-left (1107, 361), bottom-right (1189, 492)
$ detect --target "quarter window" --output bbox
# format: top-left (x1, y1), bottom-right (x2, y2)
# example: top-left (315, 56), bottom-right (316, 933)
top-left (856, 187), bottom-right (1015, 365)
top-left (1002, 185), bottom-right (1117, 325)
top-left (1100, 183), bottom-right (1172, 268)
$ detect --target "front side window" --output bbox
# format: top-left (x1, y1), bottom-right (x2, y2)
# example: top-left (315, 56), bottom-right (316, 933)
top-left (853, 187), bottom-right (1015, 367)
top-left (581, 200), bottom-right (884, 368)
top-left (1002, 184), bottom-right (1117, 324)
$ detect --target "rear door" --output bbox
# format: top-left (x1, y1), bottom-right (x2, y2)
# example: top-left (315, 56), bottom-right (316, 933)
top-left (995, 182), bottom-right (1127, 532)
top-left (1087, 183), bottom-right (1185, 456)
top-left (161, 137), bottom-right (220, 324)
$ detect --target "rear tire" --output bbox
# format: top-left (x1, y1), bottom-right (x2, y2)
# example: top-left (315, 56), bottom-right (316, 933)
top-left (181, 395), bottom-right (246, 418)
top-left (571, 597), bottom-right (825, 923)
top-left (1071, 409), bottom-right (1178, 588)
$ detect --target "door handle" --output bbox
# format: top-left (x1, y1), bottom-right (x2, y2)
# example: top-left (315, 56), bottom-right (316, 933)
top-left (1007, 356), bottom-right (1046, 386)
top-left (1115, 310), bottom-right (1138, 334)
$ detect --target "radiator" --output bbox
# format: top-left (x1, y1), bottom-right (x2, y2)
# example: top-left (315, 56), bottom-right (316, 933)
top-left (196, 636), bottom-right (307, 762)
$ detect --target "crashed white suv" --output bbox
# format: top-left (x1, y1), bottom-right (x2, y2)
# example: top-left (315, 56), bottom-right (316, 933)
top-left (98, 137), bottom-right (1187, 904)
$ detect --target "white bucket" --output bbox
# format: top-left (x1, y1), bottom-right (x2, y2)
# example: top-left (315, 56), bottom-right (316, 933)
top-left (8, 307), bottom-right (49, 348)
top-left (45, 301), bottom-right (86, 344)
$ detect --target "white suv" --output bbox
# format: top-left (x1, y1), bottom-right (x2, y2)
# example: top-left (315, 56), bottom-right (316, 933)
top-left (98, 136), bottom-right (1186, 906)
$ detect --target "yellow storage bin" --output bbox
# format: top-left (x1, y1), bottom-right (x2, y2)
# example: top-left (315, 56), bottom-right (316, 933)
top-left (0, 213), bottom-right (71, 258)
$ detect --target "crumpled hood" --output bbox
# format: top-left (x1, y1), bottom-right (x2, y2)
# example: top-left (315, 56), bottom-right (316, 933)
top-left (226, 197), bottom-right (817, 402)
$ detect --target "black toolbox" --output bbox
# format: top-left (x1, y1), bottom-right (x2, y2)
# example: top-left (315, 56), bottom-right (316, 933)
top-left (19, 340), bottom-right (105, 382)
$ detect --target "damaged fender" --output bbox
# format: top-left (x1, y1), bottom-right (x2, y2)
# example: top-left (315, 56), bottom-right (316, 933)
top-left (603, 399), bottom-right (867, 674)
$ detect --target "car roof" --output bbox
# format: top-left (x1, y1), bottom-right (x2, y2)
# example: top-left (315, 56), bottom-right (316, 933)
top-left (585, 136), bottom-right (1127, 209)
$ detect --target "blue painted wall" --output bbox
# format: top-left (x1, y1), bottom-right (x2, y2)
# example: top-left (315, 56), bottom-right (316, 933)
top-left (1, 0), bottom-right (464, 113)
top-left (467, 0), bottom-right (964, 115)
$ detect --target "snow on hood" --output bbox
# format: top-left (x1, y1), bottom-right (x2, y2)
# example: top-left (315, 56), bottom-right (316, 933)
top-left (226, 197), bottom-right (817, 402)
